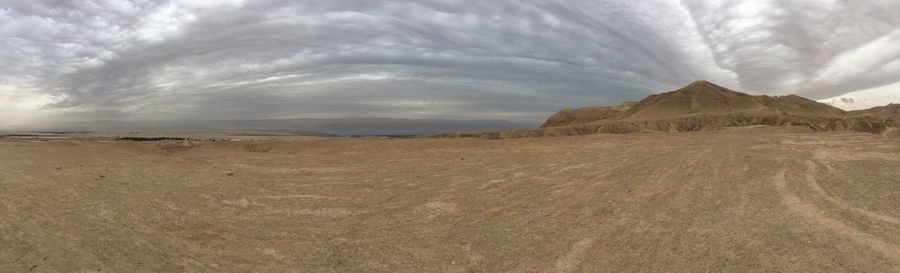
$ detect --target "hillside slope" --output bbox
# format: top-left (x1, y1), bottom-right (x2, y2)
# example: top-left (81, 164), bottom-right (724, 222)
top-left (445, 81), bottom-right (896, 139)
top-left (541, 102), bottom-right (636, 128)
top-left (618, 81), bottom-right (772, 120)
top-left (851, 104), bottom-right (900, 121)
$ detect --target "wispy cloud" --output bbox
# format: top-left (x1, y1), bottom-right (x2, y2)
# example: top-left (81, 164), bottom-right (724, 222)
top-left (1, 0), bottom-right (899, 126)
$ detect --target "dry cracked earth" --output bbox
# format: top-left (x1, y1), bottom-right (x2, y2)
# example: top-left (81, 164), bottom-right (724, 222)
top-left (1, 126), bottom-right (899, 272)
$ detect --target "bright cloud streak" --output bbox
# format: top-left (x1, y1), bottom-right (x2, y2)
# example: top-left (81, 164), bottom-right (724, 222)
top-left (1, 0), bottom-right (900, 128)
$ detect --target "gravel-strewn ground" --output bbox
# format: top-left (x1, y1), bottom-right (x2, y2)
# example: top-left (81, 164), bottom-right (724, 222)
top-left (1, 126), bottom-right (898, 272)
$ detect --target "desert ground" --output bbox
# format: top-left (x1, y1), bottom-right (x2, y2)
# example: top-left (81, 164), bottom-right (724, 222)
top-left (1, 126), bottom-right (899, 272)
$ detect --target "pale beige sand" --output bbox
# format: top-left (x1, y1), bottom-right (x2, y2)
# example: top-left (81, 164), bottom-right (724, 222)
top-left (1, 126), bottom-right (898, 272)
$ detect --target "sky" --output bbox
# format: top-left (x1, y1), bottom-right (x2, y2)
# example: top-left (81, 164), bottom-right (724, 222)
top-left (2, 0), bottom-right (900, 129)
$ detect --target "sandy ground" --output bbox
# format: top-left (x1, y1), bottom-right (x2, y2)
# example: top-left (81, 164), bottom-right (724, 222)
top-left (1, 126), bottom-right (899, 272)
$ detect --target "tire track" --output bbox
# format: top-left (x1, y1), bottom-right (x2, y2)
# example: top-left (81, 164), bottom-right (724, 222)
top-left (554, 237), bottom-right (596, 273)
top-left (773, 168), bottom-right (900, 263)
top-left (805, 160), bottom-right (900, 225)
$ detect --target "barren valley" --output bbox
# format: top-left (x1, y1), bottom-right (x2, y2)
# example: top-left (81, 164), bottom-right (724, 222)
top-left (8, 1), bottom-right (900, 272)
top-left (2, 126), bottom-right (899, 272)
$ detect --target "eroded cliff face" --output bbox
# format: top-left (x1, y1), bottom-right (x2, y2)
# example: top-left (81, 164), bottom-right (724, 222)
top-left (438, 115), bottom-right (896, 139)
top-left (440, 81), bottom-right (898, 139)
top-left (851, 104), bottom-right (900, 121)
top-left (546, 81), bottom-right (849, 125)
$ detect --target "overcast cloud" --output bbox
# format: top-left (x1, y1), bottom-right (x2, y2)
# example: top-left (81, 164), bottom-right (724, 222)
top-left (2, 0), bottom-right (900, 128)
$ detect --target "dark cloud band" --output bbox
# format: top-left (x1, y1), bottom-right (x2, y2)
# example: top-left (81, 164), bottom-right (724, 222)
top-left (1, 0), bottom-right (899, 127)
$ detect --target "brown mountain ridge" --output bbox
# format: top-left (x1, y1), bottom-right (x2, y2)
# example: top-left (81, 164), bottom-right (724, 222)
top-left (439, 81), bottom-right (899, 139)
top-left (850, 103), bottom-right (900, 120)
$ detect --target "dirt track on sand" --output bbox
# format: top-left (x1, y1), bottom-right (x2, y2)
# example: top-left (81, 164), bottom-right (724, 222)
top-left (1, 126), bottom-right (899, 272)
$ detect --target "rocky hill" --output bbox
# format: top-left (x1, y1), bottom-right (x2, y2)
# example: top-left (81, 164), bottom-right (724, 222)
top-left (850, 103), bottom-right (900, 121)
top-left (437, 81), bottom-right (898, 139)
top-left (540, 102), bottom-right (636, 128)
top-left (549, 81), bottom-right (847, 124)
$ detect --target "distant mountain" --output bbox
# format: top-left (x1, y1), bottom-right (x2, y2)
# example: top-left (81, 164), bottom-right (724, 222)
top-left (439, 81), bottom-right (898, 139)
top-left (850, 103), bottom-right (900, 121)
top-left (620, 81), bottom-right (846, 120)
top-left (30, 118), bottom-right (533, 136)
top-left (544, 81), bottom-right (846, 127)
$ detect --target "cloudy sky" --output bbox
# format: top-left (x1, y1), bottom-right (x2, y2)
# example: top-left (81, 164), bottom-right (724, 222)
top-left (2, 0), bottom-right (900, 128)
